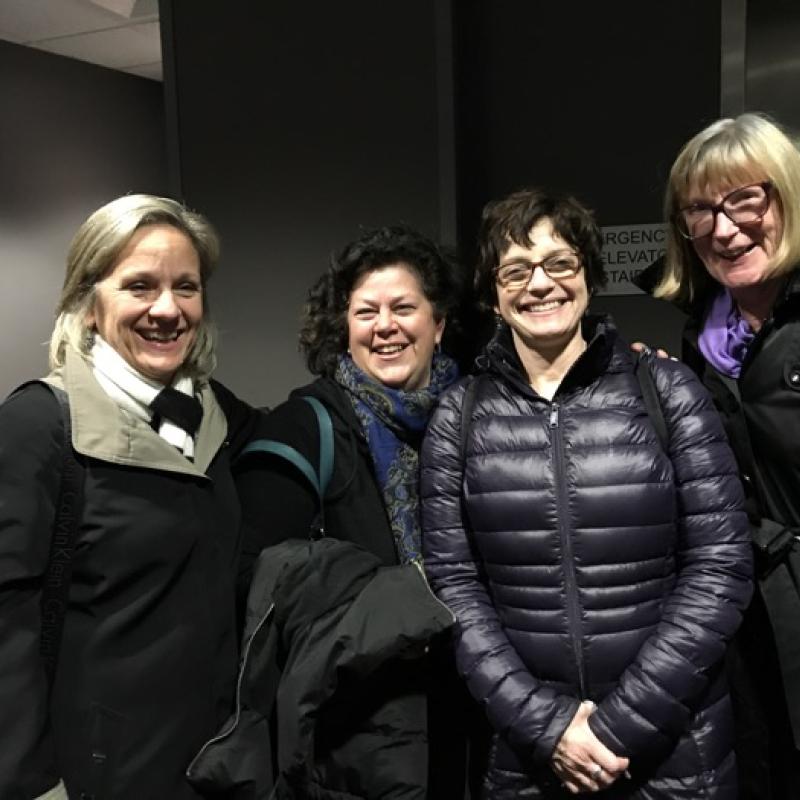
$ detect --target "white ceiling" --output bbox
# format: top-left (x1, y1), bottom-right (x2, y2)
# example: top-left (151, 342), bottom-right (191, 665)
top-left (0, 0), bottom-right (162, 81)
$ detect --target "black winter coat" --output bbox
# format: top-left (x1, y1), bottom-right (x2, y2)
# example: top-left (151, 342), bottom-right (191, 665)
top-left (680, 272), bottom-right (800, 570)
top-left (188, 537), bottom-right (455, 799)
top-left (0, 348), bottom-right (256, 800)
top-left (235, 377), bottom-right (471, 798)
top-left (421, 318), bottom-right (753, 799)
top-left (637, 264), bottom-right (800, 798)
top-left (681, 272), bottom-right (800, 798)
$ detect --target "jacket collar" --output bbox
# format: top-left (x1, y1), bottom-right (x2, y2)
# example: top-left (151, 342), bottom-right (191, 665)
top-left (44, 347), bottom-right (227, 477)
top-left (484, 314), bottom-right (618, 398)
top-left (291, 375), bottom-right (367, 442)
top-left (774, 269), bottom-right (800, 320)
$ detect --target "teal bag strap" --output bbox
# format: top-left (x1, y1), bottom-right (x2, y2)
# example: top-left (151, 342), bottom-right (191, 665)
top-left (240, 397), bottom-right (334, 536)
top-left (240, 439), bottom-right (323, 498)
top-left (303, 396), bottom-right (333, 496)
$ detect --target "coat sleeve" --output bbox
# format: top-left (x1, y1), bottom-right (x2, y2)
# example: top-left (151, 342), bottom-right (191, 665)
top-left (235, 397), bottom-right (321, 595)
top-left (210, 379), bottom-right (260, 458)
top-left (0, 385), bottom-right (66, 797)
top-left (421, 383), bottom-right (580, 766)
top-left (588, 360), bottom-right (753, 759)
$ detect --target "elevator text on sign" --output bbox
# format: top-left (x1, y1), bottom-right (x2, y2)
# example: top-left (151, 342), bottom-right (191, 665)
top-left (598, 223), bottom-right (667, 295)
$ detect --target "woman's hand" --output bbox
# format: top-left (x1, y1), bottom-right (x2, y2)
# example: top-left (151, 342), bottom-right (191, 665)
top-left (630, 341), bottom-right (671, 359)
top-left (550, 701), bottom-right (629, 794)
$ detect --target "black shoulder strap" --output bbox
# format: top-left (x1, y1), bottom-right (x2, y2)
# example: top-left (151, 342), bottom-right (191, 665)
top-left (14, 382), bottom-right (86, 686)
top-left (710, 370), bottom-right (776, 525)
top-left (460, 375), bottom-right (482, 469)
top-left (634, 350), bottom-right (669, 453)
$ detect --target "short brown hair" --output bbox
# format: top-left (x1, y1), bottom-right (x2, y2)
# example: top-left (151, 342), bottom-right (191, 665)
top-left (475, 187), bottom-right (607, 311)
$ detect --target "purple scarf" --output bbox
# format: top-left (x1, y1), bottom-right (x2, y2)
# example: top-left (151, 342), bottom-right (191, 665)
top-left (698, 289), bottom-right (755, 378)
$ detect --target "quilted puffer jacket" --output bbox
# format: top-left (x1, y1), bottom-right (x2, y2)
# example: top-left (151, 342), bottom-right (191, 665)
top-left (420, 317), bottom-right (753, 799)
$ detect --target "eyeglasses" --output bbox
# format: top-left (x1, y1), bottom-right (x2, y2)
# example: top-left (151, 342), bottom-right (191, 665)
top-left (675, 181), bottom-right (773, 240)
top-left (494, 252), bottom-right (582, 289)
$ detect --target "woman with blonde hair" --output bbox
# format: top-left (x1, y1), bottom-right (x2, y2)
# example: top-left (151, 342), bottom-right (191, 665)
top-left (640, 112), bottom-right (800, 798)
top-left (0, 194), bottom-right (254, 799)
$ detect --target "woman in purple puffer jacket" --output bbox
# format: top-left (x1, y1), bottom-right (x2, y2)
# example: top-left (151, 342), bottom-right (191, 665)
top-left (421, 187), bottom-right (753, 798)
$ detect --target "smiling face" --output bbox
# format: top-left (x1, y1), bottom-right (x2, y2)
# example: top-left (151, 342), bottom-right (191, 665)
top-left (494, 217), bottom-right (588, 355)
top-left (686, 180), bottom-right (783, 292)
top-left (346, 264), bottom-right (444, 391)
top-left (86, 224), bottom-right (204, 383)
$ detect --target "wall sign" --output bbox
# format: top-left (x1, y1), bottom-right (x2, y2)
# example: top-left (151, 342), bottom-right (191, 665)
top-left (598, 223), bottom-right (666, 296)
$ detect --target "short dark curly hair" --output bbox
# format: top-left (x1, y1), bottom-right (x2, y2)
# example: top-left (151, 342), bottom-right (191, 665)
top-left (475, 188), bottom-right (607, 311)
top-left (300, 225), bottom-right (464, 376)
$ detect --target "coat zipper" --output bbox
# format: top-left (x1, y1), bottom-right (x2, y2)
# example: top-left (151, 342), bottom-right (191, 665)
top-left (185, 601), bottom-right (276, 778)
top-left (411, 557), bottom-right (457, 625)
top-left (550, 403), bottom-right (588, 699)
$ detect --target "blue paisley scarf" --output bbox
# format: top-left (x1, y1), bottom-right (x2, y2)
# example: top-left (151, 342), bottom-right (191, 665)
top-left (335, 352), bottom-right (459, 563)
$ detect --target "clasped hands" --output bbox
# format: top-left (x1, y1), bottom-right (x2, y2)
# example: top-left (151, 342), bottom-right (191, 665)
top-left (550, 701), bottom-right (629, 794)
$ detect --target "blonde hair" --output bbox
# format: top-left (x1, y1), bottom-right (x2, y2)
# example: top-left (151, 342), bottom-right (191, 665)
top-left (656, 113), bottom-right (800, 305)
top-left (49, 194), bottom-right (220, 379)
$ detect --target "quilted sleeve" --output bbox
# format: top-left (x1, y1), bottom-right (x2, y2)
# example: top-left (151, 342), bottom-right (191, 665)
top-left (421, 383), bottom-right (580, 766)
top-left (588, 360), bottom-right (753, 758)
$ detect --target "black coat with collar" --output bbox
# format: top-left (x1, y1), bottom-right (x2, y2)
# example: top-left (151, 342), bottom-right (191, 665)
top-left (680, 271), bottom-right (800, 544)
top-left (421, 317), bottom-right (753, 798)
top-left (634, 263), bottom-right (800, 533)
top-left (636, 262), bottom-right (800, 797)
top-left (0, 352), bottom-right (256, 800)
top-left (680, 271), bottom-right (800, 798)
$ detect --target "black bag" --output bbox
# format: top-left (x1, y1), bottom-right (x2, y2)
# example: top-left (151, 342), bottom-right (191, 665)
top-left (9, 381), bottom-right (86, 686)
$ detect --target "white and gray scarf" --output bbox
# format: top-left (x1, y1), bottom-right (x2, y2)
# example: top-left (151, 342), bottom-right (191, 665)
top-left (90, 336), bottom-right (199, 459)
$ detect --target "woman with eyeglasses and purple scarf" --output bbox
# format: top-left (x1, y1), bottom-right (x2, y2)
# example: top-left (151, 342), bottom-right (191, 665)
top-left (639, 112), bottom-right (800, 799)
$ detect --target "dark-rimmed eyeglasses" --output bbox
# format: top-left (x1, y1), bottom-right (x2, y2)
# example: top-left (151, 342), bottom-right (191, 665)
top-left (675, 181), bottom-right (773, 240)
top-left (494, 251), bottom-right (582, 289)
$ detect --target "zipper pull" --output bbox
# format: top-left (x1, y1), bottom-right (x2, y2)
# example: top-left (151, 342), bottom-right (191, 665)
top-left (549, 403), bottom-right (559, 428)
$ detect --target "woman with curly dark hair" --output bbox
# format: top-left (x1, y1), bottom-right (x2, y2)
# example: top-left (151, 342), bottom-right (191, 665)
top-left (233, 224), bottom-right (470, 797)
top-left (241, 225), bottom-right (462, 562)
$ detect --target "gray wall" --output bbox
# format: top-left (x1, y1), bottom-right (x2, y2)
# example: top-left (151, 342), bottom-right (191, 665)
top-left (164, 0), bottom-right (446, 407)
top-left (12, 1), bottom-right (795, 405)
top-left (746, 0), bottom-right (800, 135)
top-left (165, 1), bottom-right (722, 410)
top-left (452, 1), bottom-right (723, 355)
top-left (0, 40), bottom-right (166, 397)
